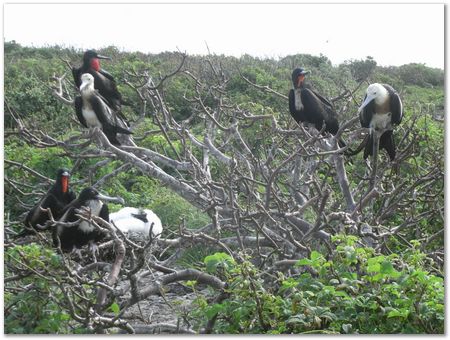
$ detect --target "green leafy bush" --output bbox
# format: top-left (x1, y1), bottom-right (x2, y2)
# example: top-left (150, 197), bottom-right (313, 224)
top-left (193, 236), bottom-right (444, 334)
top-left (5, 244), bottom-right (72, 334)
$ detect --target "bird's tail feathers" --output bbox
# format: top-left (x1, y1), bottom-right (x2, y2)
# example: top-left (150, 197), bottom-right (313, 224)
top-left (363, 134), bottom-right (373, 159)
top-left (379, 130), bottom-right (396, 161)
top-left (112, 125), bottom-right (133, 135)
top-left (104, 132), bottom-right (121, 146)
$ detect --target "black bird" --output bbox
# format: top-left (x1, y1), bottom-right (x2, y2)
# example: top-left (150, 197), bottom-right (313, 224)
top-left (23, 169), bottom-right (76, 233)
top-left (358, 83), bottom-right (403, 160)
top-left (75, 73), bottom-right (132, 145)
top-left (289, 68), bottom-right (342, 139)
top-left (54, 187), bottom-right (124, 259)
top-left (72, 50), bottom-right (124, 111)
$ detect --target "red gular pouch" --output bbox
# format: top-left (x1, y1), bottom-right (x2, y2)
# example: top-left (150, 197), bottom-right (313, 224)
top-left (297, 74), bottom-right (305, 88)
top-left (90, 58), bottom-right (100, 71)
top-left (61, 175), bottom-right (69, 194)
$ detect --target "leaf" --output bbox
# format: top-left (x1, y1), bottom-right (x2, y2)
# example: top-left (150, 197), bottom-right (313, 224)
top-left (109, 303), bottom-right (120, 315)
top-left (205, 303), bottom-right (224, 319)
top-left (387, 308), bottom-right (409, 319)
top-left (296, 258), bottom-right (312, 266)
top-left (204, 252), bottom-right (235, 274)
top-left (185, 280), bottom-right (197, 288)
top-left (304, 290), bottom-right (315, 297)
top-left (310, 251), bottom-right (322, 261)
top-left (380, 261), bottom-right (400, 278)
top-left (342, 323), bottom-right (353, 333)
top-left (281, 278), bottom-right (298, 291)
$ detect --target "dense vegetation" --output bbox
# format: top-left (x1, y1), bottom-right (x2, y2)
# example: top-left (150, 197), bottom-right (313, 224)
top-left (4, 41), bottom-right (444, 334)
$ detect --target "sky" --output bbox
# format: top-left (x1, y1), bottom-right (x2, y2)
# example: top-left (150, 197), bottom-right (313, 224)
top-left (3, 3), bottom-right (445, 69)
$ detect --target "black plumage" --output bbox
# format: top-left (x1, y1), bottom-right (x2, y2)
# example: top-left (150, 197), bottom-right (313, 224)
top-left (72, 50), bottom-right (124, 111)
top-left (358, 83), bottom-right (403, 160)
top-left (288, 68), bottom-right (341, 137)
top-left (54, 187), bottom-right (124, 255)
top-left (23, 168), bottom-right (76, 233)
top-left (75, 73), bottom-right (132, 145)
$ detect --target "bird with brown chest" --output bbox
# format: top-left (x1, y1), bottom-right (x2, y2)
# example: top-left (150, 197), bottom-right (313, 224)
top-left (358, 83), bottom-right (403, 161)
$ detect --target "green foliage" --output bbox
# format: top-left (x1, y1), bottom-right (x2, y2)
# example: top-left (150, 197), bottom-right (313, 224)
top-left (345, 56), bottom-right (377, 81)
top-left (4, 42), bottom-right (444, 334)
top-left (193, 237), bottom-right (444, 334)
top-left (204, 252), bottom-right (235, 274)
top-left (5, 244), bottom-right (73, 334)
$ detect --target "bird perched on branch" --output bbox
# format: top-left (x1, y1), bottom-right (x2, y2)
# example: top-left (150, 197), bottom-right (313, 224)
top-left (72, 50), bottom-right (124, 112)
top-left (288, 68), bottom-right (345, 147)
top-left (75, 73), bottom-right (132, 145)
top-left (110, 207), bottom-right (163, 239)
top-left (23, 168), bottom-right (76, 234)
top-left (54, 187), bottom-right (124, 260)
top-left (358, 83), bottom-right (403, 160)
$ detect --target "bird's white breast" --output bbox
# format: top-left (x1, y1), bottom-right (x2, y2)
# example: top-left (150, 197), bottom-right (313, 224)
top-left (82, 105), bottom-right (102, 128)
top-left (370, 112), bottom-right (393, 131)
top-left (81, 89), bottom-right (103, 128)
top-left (294, 89), bottom-right (304, 111)
top-left (79, 200), bottom-right (103, 233)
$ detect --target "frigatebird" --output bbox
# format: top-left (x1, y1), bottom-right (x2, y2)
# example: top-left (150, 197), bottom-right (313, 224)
top-left (110, 207), bottom-right (163, 239)
top-left (54, 187), bottom-right (124, 260)
top-left (358, 83), bottom-right (403, 160)
top-left (72, 50), bottom-right (124, 111)
top-left (23, 168), bottom-right (76, 233)
top-left (75, 73), bottom-right (132, 145)
top-left (288, 68), bottom-right (342, 139)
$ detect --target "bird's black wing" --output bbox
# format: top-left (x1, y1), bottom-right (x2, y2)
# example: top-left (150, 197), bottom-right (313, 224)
top-left (98, 69), bottom-right (116, 83)
top-left (59, 205), bottom-right (78, 223)
top-left (52, 204), bottom-right (80, 251)
top-left (67, 190), bottom-right (77, 203)
top-left (302, 88), bottom-right (340, 134)
top-left (58, 194), bottom-right (82, 222)
top-left (24, 196), bottom-right (46, 229)
top-left (90, 95), bottom-right (115, 127)
top-left (95, 89), bottom-right (117, 110)
top-left (98, 70), bottom-right (124, 109)
top-left (75, 96), bottom-right (88, 128)
top-left (380, 130), bottom-right (396, 161)
top-left (72, 66), bottom-right (82, 88)
top-left (359, 94), bottom-right (375, 128)
top-left (92, 96), bottom-right (132, 136)
top-left (40, 193), bottom-right (67, 217)
top-left (383, 84), bottom-right (403, 125)
top-left (132, 212), bottom-right (148, 223)
top-left (298, 89), bottom-right (317, 123)
top-left (309, 88), bottom-right (334, 109)
top-left (99, 203), bottom-right (110, 222)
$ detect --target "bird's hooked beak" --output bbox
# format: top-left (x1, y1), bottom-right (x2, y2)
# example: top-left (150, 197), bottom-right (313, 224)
top-left (96, 193), bottom-right (125, 205)
top-left (358, 94), bottom-right (375, 113)
top-left (96, 54), bottom-right (111, 60)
